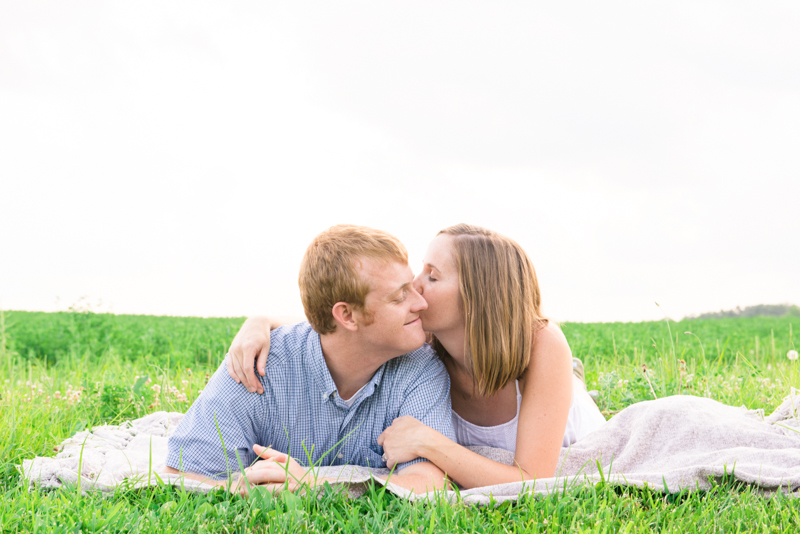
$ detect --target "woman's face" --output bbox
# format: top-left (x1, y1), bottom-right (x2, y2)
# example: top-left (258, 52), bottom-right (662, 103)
top-left (413, 235), bottom-right (464, 335)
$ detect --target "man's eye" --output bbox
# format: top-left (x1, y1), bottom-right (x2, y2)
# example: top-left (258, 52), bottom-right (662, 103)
top-left (428, 275), bottom-right (437, 282)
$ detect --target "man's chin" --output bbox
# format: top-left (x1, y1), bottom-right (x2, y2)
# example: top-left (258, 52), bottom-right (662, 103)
top-left (399, 325), bottom-right (426, 352)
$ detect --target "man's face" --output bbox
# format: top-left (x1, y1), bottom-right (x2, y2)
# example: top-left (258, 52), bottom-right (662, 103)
top-left (354, 259), bottom-right (428, 356)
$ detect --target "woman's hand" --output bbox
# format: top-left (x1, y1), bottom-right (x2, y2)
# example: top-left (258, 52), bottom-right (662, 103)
top-left (377, 416), bottom-right (434, 468)
top-left (226, 317), bottom-right (272, 394)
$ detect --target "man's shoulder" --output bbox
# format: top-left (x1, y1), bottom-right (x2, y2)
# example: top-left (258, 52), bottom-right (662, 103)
top-left (384, 343), bottom-right (443, 377)
top-left (265, 321), bottom-right (316, 369)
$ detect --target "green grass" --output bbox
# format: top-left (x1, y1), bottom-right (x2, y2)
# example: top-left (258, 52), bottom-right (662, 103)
top-left (1, 309), bottom-right (799, 533)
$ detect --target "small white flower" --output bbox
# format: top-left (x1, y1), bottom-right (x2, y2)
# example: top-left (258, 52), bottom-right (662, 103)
top-left (788, 350), bottom-right (799, 361)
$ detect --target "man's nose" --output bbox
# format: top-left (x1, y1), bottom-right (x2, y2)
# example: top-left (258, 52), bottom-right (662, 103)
top-left (411, 286), bottom-right (428, 311)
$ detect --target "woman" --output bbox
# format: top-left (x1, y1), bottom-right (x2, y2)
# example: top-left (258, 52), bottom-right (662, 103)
top-left (227, 224), bottom-right (606, 488)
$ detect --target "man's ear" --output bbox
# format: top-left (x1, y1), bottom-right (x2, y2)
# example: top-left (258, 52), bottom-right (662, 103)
top-left (331, 302), bottom-right (359, 332)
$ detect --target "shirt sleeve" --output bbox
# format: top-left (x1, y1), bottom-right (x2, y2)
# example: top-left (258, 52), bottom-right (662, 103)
top-left (394, 352), bottom-right (455, 471)
top-left (166, 363), bottom-right (268, 480)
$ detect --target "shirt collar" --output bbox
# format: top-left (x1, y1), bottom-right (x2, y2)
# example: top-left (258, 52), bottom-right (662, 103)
top-left (306, 330), bottom-right (387, 404)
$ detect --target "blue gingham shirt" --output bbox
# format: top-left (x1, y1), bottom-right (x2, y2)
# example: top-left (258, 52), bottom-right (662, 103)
top-left (166, 322), bottom-right (454, 479)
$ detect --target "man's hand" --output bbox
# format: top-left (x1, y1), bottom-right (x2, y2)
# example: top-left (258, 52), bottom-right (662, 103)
top-left (226, 317), bottom-right (272, 394)
top-left (233, 444), bottom-right (315, 496)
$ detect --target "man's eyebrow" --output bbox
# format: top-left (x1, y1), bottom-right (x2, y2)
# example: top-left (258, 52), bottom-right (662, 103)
top-left (388, 282), bottom-right (413, 300)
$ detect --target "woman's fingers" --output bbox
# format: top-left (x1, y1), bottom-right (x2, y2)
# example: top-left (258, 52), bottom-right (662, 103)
top-left (240, 348), bottom-right (260, 393)
top-left (226, 317), bottom-right (272, 393)
top-left (376, 416), bottom-right (430, 468)
top-left (256, 346), bottom-right (269, 379)
top-left (225, 358), bottom-right (238, 383)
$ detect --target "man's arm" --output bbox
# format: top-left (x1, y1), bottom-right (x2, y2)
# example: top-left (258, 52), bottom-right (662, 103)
top-left (162, 466), bottom-right (229, 487)
top-left (164, 445), bottom-right (337, 496)
top-left (165, 363), bottom-right (267, 480)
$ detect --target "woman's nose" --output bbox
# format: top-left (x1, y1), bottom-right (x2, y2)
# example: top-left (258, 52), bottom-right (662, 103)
top-left (412, 273), bottom-right (424, 293)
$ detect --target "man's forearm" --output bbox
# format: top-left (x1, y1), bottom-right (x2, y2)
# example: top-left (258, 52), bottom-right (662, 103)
top-left (162, 465), bottom-right (339, 493)
top-left (162, 465), bottom-right (230, 488)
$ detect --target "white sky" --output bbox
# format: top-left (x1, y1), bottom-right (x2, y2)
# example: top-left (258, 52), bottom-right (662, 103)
top-left (1, 1), bottom-right (798, 323)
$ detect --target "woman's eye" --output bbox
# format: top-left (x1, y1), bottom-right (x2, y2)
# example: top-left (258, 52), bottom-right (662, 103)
top-left (428, 275), bottom-right (437, 282)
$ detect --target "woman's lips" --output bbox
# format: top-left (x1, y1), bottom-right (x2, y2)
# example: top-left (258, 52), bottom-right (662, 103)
top-left (404, 318), bottom-right (421, 326)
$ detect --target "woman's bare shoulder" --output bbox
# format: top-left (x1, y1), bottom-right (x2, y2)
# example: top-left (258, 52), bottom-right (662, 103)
top-left (518, 321), bottom-right (572, 386)
top-left (533, 321), bottom-right (571, 357)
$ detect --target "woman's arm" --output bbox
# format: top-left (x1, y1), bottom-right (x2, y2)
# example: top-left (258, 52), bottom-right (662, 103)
top-left (510, 322), bottom-right (574, 479)
top-left (378, 323), bottom-right (573, 489)
top-left (225, 315), bottom-right (303, 393)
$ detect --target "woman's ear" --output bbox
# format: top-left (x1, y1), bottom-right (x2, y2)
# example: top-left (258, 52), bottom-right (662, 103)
top-left (331, 302), bottom-right (359, 332)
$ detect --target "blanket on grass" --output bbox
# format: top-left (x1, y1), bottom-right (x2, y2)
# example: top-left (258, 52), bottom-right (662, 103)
top-left (19, 391), bottom-right (800, 504)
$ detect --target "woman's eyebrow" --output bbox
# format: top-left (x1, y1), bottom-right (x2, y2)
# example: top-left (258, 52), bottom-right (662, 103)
top-left (424, 262), bottom-right (439, 272)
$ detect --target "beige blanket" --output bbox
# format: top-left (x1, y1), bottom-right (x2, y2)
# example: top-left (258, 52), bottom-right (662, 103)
top-left (20, 390), bottom-right (800, 504)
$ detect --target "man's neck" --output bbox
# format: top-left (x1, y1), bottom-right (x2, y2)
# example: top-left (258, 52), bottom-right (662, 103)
top-left (318, 333), bottom-right (386, 400)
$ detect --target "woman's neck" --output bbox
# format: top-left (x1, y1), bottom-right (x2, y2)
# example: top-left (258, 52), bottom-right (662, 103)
top-left (434, 326), bottom-right (477, 398)
top-left (434, 326), bottom-right (467, 365)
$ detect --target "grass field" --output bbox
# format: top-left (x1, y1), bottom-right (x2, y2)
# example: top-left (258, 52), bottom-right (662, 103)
top-left (1, 309), bottom-right (798, 533)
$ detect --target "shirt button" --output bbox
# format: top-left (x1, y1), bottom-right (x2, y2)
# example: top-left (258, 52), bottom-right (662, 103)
top-left (322, 393), bottom-right (327, 401)
top-left (337, 453), bottom-right (344, 459)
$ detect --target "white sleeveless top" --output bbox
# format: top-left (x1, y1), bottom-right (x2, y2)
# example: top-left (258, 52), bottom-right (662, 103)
top-left (451, 375), bottom-right (606, 452)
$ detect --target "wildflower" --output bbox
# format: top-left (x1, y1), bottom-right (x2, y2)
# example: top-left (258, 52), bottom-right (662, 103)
top-left (64, 384), bottom-right (82, 405)
top-left (788, 350), bottom-right (798, 361)
top-left (54, 390), bottom-right (61, 400)
top-left (151, 384), bottom-right (162, 394)
top-left (186, 368), bottom-right (192, 376)
top-left (181, 380), bottom-right (188, 387)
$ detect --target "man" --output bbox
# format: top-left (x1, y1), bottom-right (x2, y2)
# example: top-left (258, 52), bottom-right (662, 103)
top-left (164, 225), bottom-right (454, 494)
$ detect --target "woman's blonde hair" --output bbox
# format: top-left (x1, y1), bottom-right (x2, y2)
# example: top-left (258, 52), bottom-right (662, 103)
top-left (430, 224), bottom-right (548, 397)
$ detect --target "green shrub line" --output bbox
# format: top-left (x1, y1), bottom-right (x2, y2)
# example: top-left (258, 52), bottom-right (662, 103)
top-left (1, 310), bottom-right (798, 532)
